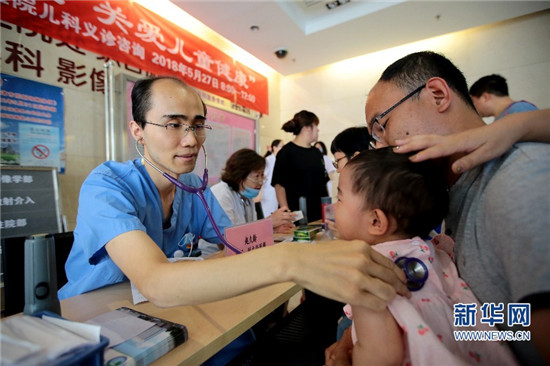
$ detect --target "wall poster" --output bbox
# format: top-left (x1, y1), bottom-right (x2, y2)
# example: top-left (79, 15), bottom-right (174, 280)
top-left (1, 74), bottom-right (65, 171)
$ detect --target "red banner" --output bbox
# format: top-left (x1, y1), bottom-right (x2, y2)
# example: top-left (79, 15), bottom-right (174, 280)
top-left (1, 0), bottom-right (269, 114)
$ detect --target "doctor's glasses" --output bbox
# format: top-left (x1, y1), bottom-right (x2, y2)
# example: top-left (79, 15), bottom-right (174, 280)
top-left (143, 121), bottom-right (212, 140)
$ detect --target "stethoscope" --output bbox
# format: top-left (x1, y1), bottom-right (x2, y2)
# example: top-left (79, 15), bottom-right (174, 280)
top-left (395, 256), bottom-right (429, 291)
top-left (135, 139), bottom-right (241, 254)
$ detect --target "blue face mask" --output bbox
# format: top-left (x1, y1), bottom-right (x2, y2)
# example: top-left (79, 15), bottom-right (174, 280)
top-left (240, 186), bottom-right (260, 199)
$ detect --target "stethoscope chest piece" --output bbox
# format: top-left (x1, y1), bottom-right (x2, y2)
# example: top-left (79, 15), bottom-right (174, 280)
top-left (395, 256), bottom-right (429, 291)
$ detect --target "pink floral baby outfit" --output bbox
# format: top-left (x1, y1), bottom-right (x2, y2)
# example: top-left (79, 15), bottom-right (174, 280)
top-left (345, 236), bottom-right (518, 365)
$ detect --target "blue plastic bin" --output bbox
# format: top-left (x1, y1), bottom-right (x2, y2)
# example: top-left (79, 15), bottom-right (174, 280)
top-left (32, 311), bottom-right (110, 366)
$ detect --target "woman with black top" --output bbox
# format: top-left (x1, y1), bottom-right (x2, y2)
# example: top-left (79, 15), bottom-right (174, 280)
top-left (267, 111), bottom-right (341, 365)
top-left (271, 110), bottom-right (328, 222)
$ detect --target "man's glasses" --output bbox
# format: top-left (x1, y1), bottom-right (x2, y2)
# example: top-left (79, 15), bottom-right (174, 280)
top-left (369, 85), bottom-right (424, 149)
top-left (143, 121), bottom-right (212, 139)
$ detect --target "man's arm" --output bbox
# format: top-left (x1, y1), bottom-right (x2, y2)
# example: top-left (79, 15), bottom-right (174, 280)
top-left (394, 109), bottom-right (550, 173)
top-left (106, 231), bottom-right (409, 309)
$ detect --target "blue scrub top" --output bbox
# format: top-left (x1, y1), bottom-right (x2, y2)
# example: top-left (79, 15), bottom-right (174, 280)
top-left (58, 158), bottom-right (231, 300)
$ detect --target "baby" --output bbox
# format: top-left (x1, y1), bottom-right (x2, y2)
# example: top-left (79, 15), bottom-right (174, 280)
top-left (333, 148), bottom-right (517, 365)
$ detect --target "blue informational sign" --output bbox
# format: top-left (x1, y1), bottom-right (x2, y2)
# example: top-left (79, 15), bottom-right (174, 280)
top-left (0, 74), bottom-right (65, 171)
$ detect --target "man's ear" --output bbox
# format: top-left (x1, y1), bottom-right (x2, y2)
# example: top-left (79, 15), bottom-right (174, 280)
top-left (425, 77), bottom-right (452, 113)
top-left (366, 208), bottom-right (391, 236)
top-left (129, 120), bottom-right (143, 143)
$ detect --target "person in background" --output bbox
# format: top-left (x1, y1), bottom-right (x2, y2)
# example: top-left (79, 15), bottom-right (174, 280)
top-left (264, 139), bottom-right (283, 158)
top-left (260, 139), bottom-right (284, 217)
top-left (207, 148), bottom-right (297, 344)
top-left (271, 111), bottom-right (344, 362)
top-left (469, 74), bottom-right (538, 121)
top-left (327, 148), bottom-right (517, 365)
top-left (330, 126), bottom-right (372, 173)
top-left (327, 51), bottom-right (549, 366)
top-left (314, 140), bottom-right (336, 198)
top-left (272, 110), bottom-right (328, 222)
top-left (59, 76), bottom-right (410, 365)
top-left (210, 148), bottom-right (295, 232)
top-left (326, 126), bottom-right (372, 238)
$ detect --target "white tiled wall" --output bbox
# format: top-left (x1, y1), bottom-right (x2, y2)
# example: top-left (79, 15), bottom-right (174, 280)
top-left (279, 9), bottom-right (550, 166)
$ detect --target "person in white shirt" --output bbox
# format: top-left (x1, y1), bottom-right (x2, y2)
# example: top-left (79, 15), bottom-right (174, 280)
top-left (315, 140), bottom-right (336, 198)
top-left (260, 139), bottom-right (284, 217)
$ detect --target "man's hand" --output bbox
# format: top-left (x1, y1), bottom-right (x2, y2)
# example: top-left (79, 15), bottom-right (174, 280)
top-left (393, 109), bottom-right (550, 174)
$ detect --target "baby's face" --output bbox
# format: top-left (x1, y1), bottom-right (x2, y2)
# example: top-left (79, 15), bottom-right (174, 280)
top-left (334, 167), bottom-right (368, 241)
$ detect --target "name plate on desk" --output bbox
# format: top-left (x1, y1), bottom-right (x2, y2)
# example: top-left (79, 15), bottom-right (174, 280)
top-left (224, 219), bottom-right (274, 256)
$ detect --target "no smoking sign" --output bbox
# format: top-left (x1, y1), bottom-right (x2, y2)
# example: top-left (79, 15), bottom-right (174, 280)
top-left (31, 144), bottom-right (50, 159)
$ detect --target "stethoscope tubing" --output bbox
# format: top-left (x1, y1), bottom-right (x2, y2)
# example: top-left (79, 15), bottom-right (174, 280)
top-left (135, 140), bottom-right (241, 254)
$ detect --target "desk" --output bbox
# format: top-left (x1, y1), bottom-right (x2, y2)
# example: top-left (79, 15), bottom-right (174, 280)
top-left (61, 281), bottom-right (301, 365)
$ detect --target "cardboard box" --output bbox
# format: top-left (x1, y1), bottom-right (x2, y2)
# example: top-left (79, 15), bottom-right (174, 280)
top-left (293, 225), bottom-right (322, 242)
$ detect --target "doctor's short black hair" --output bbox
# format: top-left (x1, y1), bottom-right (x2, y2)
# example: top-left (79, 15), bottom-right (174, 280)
top-left (344, 147), bottom-right (448, 238)
top-left (131, 76), bottom-right (207, 128)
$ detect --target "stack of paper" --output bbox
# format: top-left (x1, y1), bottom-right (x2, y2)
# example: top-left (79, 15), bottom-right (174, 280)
top-left (87, 307), bottom-right (188, 366)
top-left (0, 313), bottom-right (104, 365)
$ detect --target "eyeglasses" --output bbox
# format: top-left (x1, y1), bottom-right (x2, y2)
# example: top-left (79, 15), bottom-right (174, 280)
top-left (332, 156), bottom-right (348, 169)
top-left (143, 121), bottom-right (212, 139)
top-left (368, 85), bottom-right (424, 149)
top-left (246, 174), bottom-right (266, 185)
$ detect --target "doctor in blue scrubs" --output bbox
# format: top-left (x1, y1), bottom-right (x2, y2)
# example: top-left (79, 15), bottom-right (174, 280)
top-left (59, 76), bottom-right (408, 364)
